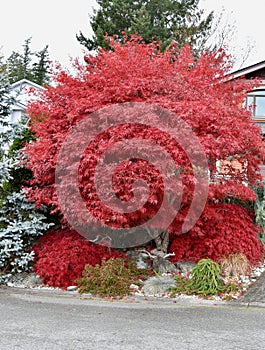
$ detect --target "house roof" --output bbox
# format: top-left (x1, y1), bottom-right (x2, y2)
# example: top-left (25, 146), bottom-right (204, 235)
top-left (230, 60), bottom-right (265, 79)
top-left (10, 79), bottom-right (43, 112)
top-left (11, 78), bottom-right (44, 91)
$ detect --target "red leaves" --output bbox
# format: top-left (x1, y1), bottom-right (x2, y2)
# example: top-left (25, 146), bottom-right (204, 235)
top-left (33, 229), bottom-right (122, 288)
top-left (22, 35), bottom-right (265, 251)
top-left (208, 183), bottom-right (257, 203)
top-left (170, 203), bottom-right (265, 264)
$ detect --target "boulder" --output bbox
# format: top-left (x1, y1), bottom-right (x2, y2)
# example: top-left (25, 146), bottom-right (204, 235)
top-left (152, 256), bottom-right (178, 274)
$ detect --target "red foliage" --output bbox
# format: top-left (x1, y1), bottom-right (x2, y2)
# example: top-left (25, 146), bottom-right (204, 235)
top-left (22, 36), bottom-right (265, 252)
top-left (169, 203), bottom-right (265, 264)
top-left (33, 229), bottom-right (122, 288)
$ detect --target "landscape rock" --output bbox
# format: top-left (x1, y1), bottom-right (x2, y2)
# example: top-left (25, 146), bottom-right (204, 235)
top-left (152, 256), bottom-right (178, 274)
top-left (142, 276), bottom-right (176, 296)
top-left (175, 261), bottom-right (196, 276)
top-left (150, 249), bottom-right (168, 258)
top-left (67, 286), bottom-right (78, 292)
top-left (6, 272), bottom-right (43, 288)
top-left (126, 249), bottom-right (150, 269)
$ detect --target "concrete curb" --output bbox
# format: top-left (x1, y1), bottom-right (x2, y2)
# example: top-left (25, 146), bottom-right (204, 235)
top-left (2, 285), bottom-right (265, 309)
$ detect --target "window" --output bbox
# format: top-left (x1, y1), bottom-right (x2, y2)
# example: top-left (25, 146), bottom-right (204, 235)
top-left (247, 90), bottom-right (265, 118)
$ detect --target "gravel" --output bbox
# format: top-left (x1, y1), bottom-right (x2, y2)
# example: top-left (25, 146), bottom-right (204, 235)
top-left (3, 259), bottom-right (265, 301)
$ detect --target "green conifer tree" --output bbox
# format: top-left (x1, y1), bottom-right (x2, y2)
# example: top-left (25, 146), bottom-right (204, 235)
top-left (77, 0), bottom-right (213, 52)
top-left (6, 38), bottom-right (50, 85)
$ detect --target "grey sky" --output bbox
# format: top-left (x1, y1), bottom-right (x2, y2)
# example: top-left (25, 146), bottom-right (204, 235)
top-left (1, 0), bottom-right (263, 70)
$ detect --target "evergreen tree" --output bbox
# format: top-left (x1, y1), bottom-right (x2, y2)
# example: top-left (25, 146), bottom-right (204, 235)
top-left (6, 38), bottom-right (33, 83)
top-left (0, 54), bottom-right (6, 74)
top-left (31, 45), bottom-right (50, 86)
top-left (0, 73), bottom-right (14, 152)
top-left (0, 76), bottom-right (52, 280)
top-left (77, 0), bottom-right (213, 52)
top-left (21, 37), bottom-right (33, 79)
top-left (6, 38), bottom-right (50, 85)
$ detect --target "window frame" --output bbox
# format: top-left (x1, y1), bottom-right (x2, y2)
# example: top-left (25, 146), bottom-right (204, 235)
top-left (247, 89), bottom-right (265, 119)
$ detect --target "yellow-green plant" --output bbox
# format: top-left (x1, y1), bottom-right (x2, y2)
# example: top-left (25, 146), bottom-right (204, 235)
top-left (76, 257), bottom-right (150, 297)
top-left (170, 258), bottom-right (238, 297)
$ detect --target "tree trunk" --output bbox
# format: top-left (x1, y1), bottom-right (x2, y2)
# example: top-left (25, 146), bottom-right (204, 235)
top-left (154, 231), bottom-right (169, 253)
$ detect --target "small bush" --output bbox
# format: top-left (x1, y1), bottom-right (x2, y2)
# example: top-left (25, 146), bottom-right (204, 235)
top-left (76, 257), bottom-right (150, 297)
top-left (170, 258), bottom-right (237, 297)
top-left (33, 229), bottom-right (122, 289)
top-left (170, 203), bottom-right (265, 264)
top-left (252, 180), bottom-right (265, 244)
top-left (0, 112), bottom-right (51, 281)
top-left (0, 191), bottom-right (52, 282)
top-left (219, 253), bottom-right (250, 283)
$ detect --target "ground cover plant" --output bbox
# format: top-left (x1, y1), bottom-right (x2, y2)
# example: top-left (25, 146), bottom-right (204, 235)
top-left (76, 257), bottom-right (150, 297)
top-left (170, 258), bottom-right (238, 297)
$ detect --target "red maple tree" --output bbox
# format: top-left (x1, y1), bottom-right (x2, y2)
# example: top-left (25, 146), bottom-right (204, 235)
top-left (23, 36), bottom-right (265, 258)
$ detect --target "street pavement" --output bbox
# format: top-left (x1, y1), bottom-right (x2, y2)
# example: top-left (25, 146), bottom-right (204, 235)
top-left (1, 285), bottom-right (265, 350)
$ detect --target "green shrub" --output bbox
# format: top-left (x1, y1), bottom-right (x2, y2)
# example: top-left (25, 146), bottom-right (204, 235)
top-left (170, 258), bottom-right (238, 297)
top-left (253, 180), bottom-right (265, 244)
top-left (76, 257), bottom-right (150, 297)
top-left (0, 191), bottom-right (53, 281)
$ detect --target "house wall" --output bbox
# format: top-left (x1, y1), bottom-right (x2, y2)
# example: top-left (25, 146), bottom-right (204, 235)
top-left (9, 79), bottom-right (42, 124)
top-left (1, 79), bottom-right (42, 149)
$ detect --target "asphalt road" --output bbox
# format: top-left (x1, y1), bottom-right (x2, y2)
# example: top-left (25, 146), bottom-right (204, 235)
top-left (1, 287), bottom-right (265, 350)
